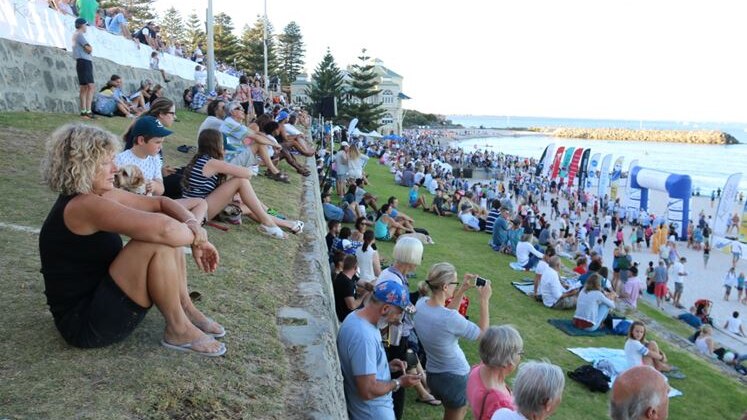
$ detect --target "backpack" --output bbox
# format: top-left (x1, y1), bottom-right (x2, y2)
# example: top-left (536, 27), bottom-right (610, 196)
top-left (568, 365), bottom-right (611, 393)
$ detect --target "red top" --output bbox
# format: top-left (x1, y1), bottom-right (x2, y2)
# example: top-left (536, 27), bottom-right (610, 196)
top-left (466, 364), bottom-right (515, 420)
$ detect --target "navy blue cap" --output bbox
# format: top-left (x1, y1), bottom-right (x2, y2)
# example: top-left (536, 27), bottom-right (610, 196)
top-left (131, 116), bottom-right (173, 138)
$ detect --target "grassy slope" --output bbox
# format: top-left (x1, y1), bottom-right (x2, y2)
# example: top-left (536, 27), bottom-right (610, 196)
top-left (0, 112), bottom-right (306, 419)
top-left (360, 160), bottom-right (747, 419)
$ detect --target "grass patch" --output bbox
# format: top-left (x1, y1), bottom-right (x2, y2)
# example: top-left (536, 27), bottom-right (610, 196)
top-left (0, 112), bottom-right (308, 418)
top-left (360, 160), bottom-right (747, 419)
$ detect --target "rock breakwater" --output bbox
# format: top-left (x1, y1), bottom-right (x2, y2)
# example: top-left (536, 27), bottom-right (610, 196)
top-left (548, 128), bottom-right (739, 145)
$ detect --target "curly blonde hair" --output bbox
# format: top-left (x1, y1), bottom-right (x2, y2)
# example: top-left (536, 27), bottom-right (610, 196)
top-left (42, 124), bottom-right (122, 195)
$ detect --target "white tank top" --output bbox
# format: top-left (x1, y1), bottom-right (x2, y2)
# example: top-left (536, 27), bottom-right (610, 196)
top-left (695, 336), bottom-right (710, 355)
top-left (355, 246), bottom-right (378, 282)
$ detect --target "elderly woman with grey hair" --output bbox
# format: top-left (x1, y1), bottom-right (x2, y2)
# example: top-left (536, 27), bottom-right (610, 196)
top-left (490, 361), bottom-right (565, 420)
top-left (414, 262), bottom-right (493, 420)
top-left (466, 325), bottom-right (523, 420)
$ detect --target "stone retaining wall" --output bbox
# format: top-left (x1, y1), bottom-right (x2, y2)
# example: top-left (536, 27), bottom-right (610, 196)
top-left (0, 37), bottom-right (193, 113)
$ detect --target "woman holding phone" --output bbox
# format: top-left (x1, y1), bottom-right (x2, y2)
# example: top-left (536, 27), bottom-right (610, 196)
top-left (414, 263), bottom-right (493, 420)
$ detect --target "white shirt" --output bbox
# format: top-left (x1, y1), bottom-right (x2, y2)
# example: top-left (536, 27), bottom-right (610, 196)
top-left (624, 339), bottom-right (649, 369)
top-left (515, 242), bottom-right (544, 266)
top-left (540, 267), bottom-right (564, 307)
top-left (724, 271), bottom-right (738, 287)
top-left (491, 408), bottom-right (527, 420)
top-left (459, 212), bottom-right (481, 231)
top-left (284, 123), bottom-right (302, 136)
top-left (534, 260), bottom-right (549, 276)
top-left (672, 262), bottom-right (687, 284)
top-left (198, 116), bottom-right (224, 134)
top-left (115, 149), bottom-right (162, 181)
top-left (355, 246), bottom-right (378, 282)
top-left (725, 317), bottom-right (742, 334)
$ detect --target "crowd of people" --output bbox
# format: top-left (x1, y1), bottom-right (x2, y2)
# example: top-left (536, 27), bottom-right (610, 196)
top-left (322, 127), bottom-right (747, 419)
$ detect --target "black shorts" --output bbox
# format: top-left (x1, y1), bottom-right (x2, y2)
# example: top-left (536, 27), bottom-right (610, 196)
top-left (76, 59), bottom-right (94, 85)
top-left (53, 275), bottom-right (149, 348)
top-left (240, 101), bottom-right (250, 113)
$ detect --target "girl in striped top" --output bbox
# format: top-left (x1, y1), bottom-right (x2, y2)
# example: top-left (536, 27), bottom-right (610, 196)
top-left (182, 129), bottom-right (304, 239)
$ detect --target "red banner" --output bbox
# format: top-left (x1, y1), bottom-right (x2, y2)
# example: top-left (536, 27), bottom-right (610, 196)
top-left (567, 148), bottom-right (585, 186)
top-left (550, 146), bottom-right (565, 179)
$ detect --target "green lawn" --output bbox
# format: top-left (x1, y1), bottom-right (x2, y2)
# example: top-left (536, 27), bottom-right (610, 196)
top-left (0, 112), bottom-right (308, 418)
top-left (360, 159), bottom-right (747, 419)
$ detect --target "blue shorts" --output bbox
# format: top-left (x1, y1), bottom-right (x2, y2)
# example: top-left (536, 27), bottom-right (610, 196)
top-left (427, 372), bottom-right (468, 408)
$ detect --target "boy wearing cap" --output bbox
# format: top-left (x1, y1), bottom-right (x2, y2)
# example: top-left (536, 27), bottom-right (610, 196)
top-left (73, 18), bottom-right (95, 119)
top-left (337, 281), bottom-right (422, 419)
top-left (115, 116), bottom-right (172, 196)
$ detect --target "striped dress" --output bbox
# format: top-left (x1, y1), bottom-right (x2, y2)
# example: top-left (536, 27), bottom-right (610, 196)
top-left (182, 155), bottom-right (219, 199)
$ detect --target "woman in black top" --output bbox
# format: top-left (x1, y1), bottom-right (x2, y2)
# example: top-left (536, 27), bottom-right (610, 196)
top-left (39, 124), bottom-right (225, 356)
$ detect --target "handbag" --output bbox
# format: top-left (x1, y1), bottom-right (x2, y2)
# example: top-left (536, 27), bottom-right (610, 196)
top-left (216, 203), bottom-right (242, 225)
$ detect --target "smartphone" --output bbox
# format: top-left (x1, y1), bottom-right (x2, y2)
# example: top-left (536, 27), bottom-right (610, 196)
top-left (475, 276), bottom-right (487, 287)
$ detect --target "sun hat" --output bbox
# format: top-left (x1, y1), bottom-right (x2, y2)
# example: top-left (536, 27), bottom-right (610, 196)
top-left (373, 281), bottom-right (412, 311)
top-left (131, 116), bottom-right (173, 138)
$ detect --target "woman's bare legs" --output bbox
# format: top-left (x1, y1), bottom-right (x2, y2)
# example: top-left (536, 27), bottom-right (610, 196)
top-left (175, 249), bottom-right (222, 335)
top-left (251, 143), bottom-right (281, 175)
top-left (206, 178), bottom-right (276, 227)
top-left (109, 241), bottom-right (222, 353)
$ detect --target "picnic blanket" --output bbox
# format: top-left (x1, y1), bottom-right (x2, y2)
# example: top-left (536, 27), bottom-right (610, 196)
top-left (512, 281), bottom-right (535, 296)
top-left (548, 319), bottom-right (611, 337)
top-left (509, 261), bottom-right (526, 271)
top-left (567, 347), bottom-right (683, 398)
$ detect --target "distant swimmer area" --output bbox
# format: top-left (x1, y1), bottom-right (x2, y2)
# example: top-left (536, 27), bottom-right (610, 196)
top-left (547, 128), bottom-right (739, 145)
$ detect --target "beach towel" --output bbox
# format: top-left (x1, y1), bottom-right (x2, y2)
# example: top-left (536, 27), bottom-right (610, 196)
top-left (567, 347), bottom-right (683, 398)
top-left (548, 319), bottom-right (611, 337)
top-left (509, 261), bottom-right (526, 271)
top-left (512, 281), bottom-right (535, 296)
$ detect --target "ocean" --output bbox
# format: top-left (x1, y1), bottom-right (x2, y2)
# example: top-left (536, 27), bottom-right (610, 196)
top-left (448, 115), bottom-right (747, 193)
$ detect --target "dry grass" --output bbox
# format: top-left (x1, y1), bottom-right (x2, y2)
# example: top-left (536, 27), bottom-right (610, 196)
top-left (0, 111), bottom-right (307, 419)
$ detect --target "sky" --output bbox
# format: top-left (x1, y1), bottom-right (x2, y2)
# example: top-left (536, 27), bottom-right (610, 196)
top-left (153, 0), bottom-right (747, 123)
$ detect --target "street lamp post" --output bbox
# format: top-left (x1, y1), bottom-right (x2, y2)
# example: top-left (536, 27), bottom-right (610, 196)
top-left (206, 0), bottom-right (215, 92)
top-left (263, 0), bottom-right (269, 99)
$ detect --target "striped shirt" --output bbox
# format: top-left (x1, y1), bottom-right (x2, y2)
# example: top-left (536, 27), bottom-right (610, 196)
top-left (182, 155), bottom-right (219, 199)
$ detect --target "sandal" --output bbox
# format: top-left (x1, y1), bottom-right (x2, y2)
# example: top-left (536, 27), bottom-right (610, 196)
top-left (192, 316), bottom-right (226, 338)
top-left (258, 224), bottom-right (286, 239)
top-left (266, 171), bottom-right (290, 183)
top-left (296, 166), bottom-right (311, 177)
top-left (161, 335), bottom-right (226, 357)
top-left (291, 220), bottom-right (305, 235)
top-left (415, 397), bottom-right (442, 407)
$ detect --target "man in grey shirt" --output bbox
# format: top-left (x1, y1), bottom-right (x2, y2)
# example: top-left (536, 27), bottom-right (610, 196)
top-left (72, 18), bottom-right (94, 119)
top-left (653, 260), bottom-right (669, 309)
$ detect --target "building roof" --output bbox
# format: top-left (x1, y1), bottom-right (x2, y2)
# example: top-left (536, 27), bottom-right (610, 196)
top-left (398, 92), bottom-right (411, 100)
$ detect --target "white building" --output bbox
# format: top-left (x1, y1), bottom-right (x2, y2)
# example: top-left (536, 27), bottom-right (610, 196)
top-left (290, 58), bottom-right (410, 134)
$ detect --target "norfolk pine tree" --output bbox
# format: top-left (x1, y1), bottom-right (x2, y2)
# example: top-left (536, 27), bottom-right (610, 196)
top-left (237, 16), bottom-right (279, 76)
top-left (185, 11), bottom-right (206, 54)
top-left (343, 49), bottom-right (386, 131)
top-left (277, 22), bottom-right (306, 86)
top-left (306, 48), bottom-right (346, 116)
top-left (159, 7), bottom-right (186, 46)
top-left (214, 13), bottom-right (241, 65)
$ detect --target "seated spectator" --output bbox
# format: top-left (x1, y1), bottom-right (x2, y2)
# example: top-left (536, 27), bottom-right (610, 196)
top-left (409, 184), bottom-right (428, 209)
top-left (150, 52), bottom-right (171, 83)
top-left (114, 116), bottom-right (170, 196)
top-left (147, 84), bottom-right (165, 106)
top-left (609, 366), bottom-right (669, 420)
top-left (491, 361), bottom-right (565, 420)
top-left (198, 99), bottom-right (226, 134)
top-left (192, 46), bottom-right (205, 65)
top-left (322, 194), bottom-right (344, 222)
top-left (181, 129), bottom-right (303, 238)
top-left (39, 124), bottom-right (225, 356)
top-left (694, 324), bottom-right (719, 358)
top-left (220, 101), bottom-right (287, 182)
top-left (52, 0), bottom-right (75, 15)
top-left (333, 255), bottom-right (369, 322)
top-left (532, 246), bottom-right (556, 298)
top-left (572, 274), bottom-right (617, 331)
top-left (459, 204), bottom-right (484, 232)
top-left (258, 118), bottom-right (311, 177)
top-left (724, 311), bottom-right (746, 337)
top-left (106, 8), bottom-right (135, 44)
top-left (333, 227), bottom-right (363, 255)
top-left (374, 204), bottom-right (414, 241)
top-left (484, 200), bottom-right (501, 233)
top-left (414, 263), bottom-right (492, 420)
top-left (336, 281), bottom-right (422, 419)
top-left (387, 196), bottom-right (415, 231)
top-left (400, 164), bottom-right (415, 187)
top-left (540, 256), bottom-right (579, 309)
top-left (573, 257), bottom-right (587, 275)
top-left (280, 113), bottom-right (316, 157)
top-left (515, 234), bottom-right (544, 270)
top-left (466, 325), bottom-right (522, 420)
top-left (490, 208), bottom-right (510, 250)
top-left (430, 189), bottom-right (452, 216)
top-left (95, 77), bottom-right (139, 118)
top-left (691, 299), bottom-right (714, 326)
top-left (190, 84), bottom-right (210, 113)
top-left (326, 220), bottom-right (341, 254)
top-left (625, 321), bottom-right (682, 378)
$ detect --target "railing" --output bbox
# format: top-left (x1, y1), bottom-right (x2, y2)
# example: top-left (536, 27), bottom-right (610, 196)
top-left (0, 0), bottom-right (239, 87)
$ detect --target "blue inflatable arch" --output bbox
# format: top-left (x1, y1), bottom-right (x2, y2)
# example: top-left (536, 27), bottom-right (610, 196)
top-left (630, 166), bottom-right (692, 240)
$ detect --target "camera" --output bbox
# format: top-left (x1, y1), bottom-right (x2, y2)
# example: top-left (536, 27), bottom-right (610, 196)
top-left (475, 276), bottom-right (487, 287)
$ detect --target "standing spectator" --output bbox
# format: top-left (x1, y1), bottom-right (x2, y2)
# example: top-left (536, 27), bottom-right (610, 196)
top-left (653, 260), bottom-right (668, 309)
top-left (76, 0), bottom-right (98, 26)
top-left (173, 42), bottom-right (184, 58)
top-left (192, 44), bottom-right (204, 64)
top-left (724, 267), bottom-right (738, 301)
top-left (466, 325), bottom-right (523, 420)
top-left (233, 75), bottom-right (252, 120)
top-left (336, 281), bottom-right (422, 419)
top-left (672, 257), bottom-right (687, 309)
top-left (54, 0), bottom-right (75, 15)
top-left (491, 361), bottom-right (565, 420)
top-left (703, 240), bottom-right (711, 268)
top-left (414, 263), bottom-right (492, 420)
top-left (134, 22), bottom-right (158, 50)
top-left (72, 18), bottom-right (95, 119)
top-left (194, 65), bottom-right (208, 86)
top-left (250, 79), bottom-right (265, 116)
